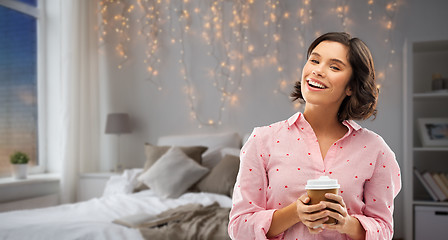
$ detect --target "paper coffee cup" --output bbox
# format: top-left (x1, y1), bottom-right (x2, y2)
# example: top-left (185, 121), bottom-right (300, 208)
top-left (305, 176), bottom-right (340, 225)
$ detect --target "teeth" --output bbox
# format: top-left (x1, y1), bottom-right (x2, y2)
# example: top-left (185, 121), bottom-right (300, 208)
top-left (308, 80), bottom-right (326, 89)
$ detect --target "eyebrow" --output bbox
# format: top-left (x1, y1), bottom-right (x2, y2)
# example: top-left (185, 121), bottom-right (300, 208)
top-left (310, 52), bottom-right (347, 67)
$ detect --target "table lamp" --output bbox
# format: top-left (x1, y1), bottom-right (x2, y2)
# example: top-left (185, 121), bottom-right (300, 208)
top-left (105, 113), bottom-right (132, 172)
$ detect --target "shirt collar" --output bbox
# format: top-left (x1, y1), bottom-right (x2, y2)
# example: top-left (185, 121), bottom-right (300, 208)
top-left (343, 120), bottom-right (362, 131)
top-left (287, 112), bottom-right (302, 126)
top-left (287, 112), bottom-right (362, 132)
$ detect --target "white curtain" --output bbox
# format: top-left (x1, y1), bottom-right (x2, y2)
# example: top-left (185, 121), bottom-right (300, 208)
top-left (57, 0), bottom-right (100, 203)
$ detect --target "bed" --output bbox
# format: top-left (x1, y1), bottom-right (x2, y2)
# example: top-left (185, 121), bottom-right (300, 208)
top-left (0, 132), bottom-right (242, 240)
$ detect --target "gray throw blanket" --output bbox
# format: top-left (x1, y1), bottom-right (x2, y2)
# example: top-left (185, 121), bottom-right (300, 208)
top-left (139, 202), bottom-right (231, 240)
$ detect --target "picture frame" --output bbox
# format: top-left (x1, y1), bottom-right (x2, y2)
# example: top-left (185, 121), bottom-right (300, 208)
top-left (418, 118), bottom-right (448, 147)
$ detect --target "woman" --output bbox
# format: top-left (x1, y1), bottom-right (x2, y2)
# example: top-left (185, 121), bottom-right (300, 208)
top-left (228, 32), bottom-right (401, 240)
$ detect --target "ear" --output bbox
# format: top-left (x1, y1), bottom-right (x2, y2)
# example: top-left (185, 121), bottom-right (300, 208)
top-left (345, 86), bottom-right (352, 97)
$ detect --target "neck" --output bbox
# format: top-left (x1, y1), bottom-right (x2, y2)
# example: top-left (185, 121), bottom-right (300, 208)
top-left (303, 104), bottom-right (343, 134)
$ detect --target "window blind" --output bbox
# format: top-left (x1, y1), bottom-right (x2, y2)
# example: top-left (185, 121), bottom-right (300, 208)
top-left (0, 4), bottom-right (38, 177)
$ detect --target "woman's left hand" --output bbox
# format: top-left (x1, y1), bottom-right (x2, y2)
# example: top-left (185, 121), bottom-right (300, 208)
top-left (321, 193), bottom-right (355, 234)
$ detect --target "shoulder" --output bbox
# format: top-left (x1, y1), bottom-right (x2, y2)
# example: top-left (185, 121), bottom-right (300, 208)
top-left (252, 118), bottom-right (290, 138)
top-left (246, 117), bottom-right (291, 147)
top-left (355, 126), bottom-right (395, 157)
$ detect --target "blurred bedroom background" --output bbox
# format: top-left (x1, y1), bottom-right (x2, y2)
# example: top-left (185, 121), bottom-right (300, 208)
top-left (1, 0), bottom-right (448, 239)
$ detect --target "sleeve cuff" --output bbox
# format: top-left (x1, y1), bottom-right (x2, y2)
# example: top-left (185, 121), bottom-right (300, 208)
top-left (352, 214), bottom-right (380, 240)
top-left (257, 209), bottom-right (284, 240)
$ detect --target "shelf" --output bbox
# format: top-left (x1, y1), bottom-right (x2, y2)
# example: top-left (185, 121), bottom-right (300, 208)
top-left (0, 173), bottom-right (60, 203)
top-left (0, 173), bottom-right (60, 187)
top-left (414, 147), bottom-right (448, 152)
top-left (413, 40), bottom-right (448, 53)
top-left (79, 172), bottom-right (120, 178)
top-left (414, 92), bottom-right (448, 99)
top-left (404, 38), bottom-right (448, 240)
top-left (414, 200), bottom-right (448, 207)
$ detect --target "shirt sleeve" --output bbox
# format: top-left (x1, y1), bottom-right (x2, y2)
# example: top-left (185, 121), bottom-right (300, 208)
top-left (353, 144), bottom-right (402, 240)
top-left (228, 127), bottom-right (280, 240)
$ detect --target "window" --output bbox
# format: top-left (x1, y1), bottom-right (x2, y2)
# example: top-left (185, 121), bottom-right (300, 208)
top-left (0, 0), bottom-right (41, 178)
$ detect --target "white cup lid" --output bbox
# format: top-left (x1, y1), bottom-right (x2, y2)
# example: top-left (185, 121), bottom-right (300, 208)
top-left (305, 176), bottom-right (340, 190)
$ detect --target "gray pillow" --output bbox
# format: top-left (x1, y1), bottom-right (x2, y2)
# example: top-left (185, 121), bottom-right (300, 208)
top-left (143, 143), bottom-right (207, 169)
top-left (195, 154), bottom-right (240, 197)
top-left (134, 144), bottom-right (208, 192)
top-left (138, 147), bottom-right (209, 198)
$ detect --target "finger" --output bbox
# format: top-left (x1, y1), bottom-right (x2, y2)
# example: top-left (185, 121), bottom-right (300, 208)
top-left (325, 193), bottom-right (346, 208)
top-left (326, 211), bottom-right (345, 225)
top-left (304, 202), bottom-right (327, 213)
top-left (322, 223), bottom-right (339, 231)
top-left (298, 194), bottom-right (310, 204)
top-left (305, 217), bottom-right (329, 229)
top-left (305, 209), bottom-right (330, 221)
top-left (323, 201), bottom-right (347, 217)
top-left (308, 226), bottom-right (323, 234)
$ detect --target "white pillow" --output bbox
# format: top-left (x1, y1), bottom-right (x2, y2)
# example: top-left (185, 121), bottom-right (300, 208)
top-left (220, 147), bottom-right (241, 158)
top-left (137, 147), bottom-right (209, 198)
top-left (103, 168), bottom-right (143, 196)
top-left (156, 132), bottom-right (241, 149)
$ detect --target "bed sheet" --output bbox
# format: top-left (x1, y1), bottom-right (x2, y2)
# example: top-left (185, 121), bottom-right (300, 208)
top-left (0, 190), bottom-right (232, 240)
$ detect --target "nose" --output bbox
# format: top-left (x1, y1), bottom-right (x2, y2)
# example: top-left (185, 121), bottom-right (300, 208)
top-left (312, 69), bottom-right (325, 77)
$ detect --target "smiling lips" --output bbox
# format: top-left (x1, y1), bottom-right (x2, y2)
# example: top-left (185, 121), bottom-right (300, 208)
top-left (306, 78), bottom-right (328, 90)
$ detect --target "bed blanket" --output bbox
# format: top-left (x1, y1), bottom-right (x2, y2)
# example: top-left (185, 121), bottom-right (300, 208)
top-left (139, 202), bottom-right (231, 240)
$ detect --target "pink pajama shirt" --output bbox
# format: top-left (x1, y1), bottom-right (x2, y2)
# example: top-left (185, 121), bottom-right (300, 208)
top-left (228, 112), bottom-right (401, 240)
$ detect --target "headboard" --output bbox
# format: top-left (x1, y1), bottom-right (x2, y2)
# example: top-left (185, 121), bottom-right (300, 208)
top-left (157, 132), bottom-right (242, 169)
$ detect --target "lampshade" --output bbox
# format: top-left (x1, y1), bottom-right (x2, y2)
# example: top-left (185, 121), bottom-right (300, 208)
top-left (105, 113), bottom-right (132, 134)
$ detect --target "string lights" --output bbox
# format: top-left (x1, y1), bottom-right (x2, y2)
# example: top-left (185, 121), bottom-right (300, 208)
top-left (274, 0), bottom-right (312, 111)
top-left (98, 0), bottom-right (401, 127)
top-left (98, 0), bottom-right (133, 70)
top-left (176, 0), bottom-right (251, 127)
top-left (379, 0), bottom-right (399, 89)
top-left (336, 0), bottom-right (350, 32)
top-left (367, 0), bottom-right (374, 20)
top-left (137, 0), bottom-right (164, 90)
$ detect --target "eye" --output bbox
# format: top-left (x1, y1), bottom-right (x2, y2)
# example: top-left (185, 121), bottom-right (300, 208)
top-left (310, 59), bottom-right (319, 64)
top-left (331, 65), bottom-right (341, 71)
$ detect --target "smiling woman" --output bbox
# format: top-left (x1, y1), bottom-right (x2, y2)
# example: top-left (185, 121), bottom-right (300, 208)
top-left (291, 32), bottom-right (378, 122)
top-left (228, 32), bottom-right (401, 240)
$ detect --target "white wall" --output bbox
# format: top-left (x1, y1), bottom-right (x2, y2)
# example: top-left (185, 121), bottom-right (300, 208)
top-left (98, 0), bottom-right (448, 238)
top-left (100, 0), bottom-right (405, 166)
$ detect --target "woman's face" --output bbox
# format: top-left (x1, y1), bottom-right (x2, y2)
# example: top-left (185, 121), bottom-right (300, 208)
top-left (301, 40), bottom-right (353, 109)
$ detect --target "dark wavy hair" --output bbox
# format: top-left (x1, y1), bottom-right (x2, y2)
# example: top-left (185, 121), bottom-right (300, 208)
top-left (291, 32), bottom-right (378, 122)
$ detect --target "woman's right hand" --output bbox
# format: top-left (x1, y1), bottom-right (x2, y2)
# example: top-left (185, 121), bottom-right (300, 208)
top-left (296, 194), bottom-right (330, 234)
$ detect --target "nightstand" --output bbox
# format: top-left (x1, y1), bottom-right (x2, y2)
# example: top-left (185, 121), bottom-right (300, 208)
top-left (77, 172), bottom-right (120, 202)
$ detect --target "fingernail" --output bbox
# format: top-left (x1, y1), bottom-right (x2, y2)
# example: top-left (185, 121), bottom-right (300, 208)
top-left (313, 225), bottom-right (322, 229)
